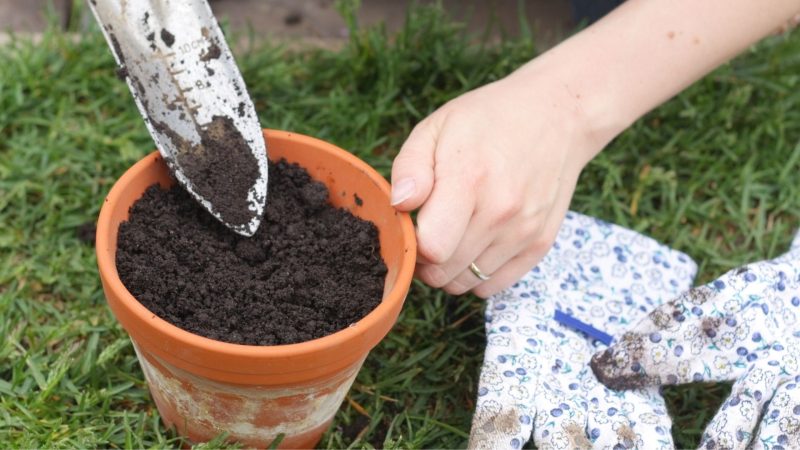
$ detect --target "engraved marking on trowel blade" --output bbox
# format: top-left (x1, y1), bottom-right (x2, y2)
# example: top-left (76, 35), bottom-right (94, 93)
top-left (152, 52), bottom-right (176, 60)
top-left (148, 49), bottom-right (202, 125)
top-left (161, 67), bottom-right (200, 126)
top-left (177, 38), bottom-right (208, 55)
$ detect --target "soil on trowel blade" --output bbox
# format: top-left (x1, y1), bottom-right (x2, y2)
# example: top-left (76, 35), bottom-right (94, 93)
top-left (151, 116), bottom-right (260, 228)
top-left (116, 159), bottom-right (387, 345)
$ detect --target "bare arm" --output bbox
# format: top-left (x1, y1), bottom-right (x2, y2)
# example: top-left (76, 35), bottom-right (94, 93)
top-left (518, 0), bottom-right (800, 158)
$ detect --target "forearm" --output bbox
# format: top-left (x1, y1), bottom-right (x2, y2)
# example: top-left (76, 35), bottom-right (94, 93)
top-left (509, 0), bottom-right (800, 161)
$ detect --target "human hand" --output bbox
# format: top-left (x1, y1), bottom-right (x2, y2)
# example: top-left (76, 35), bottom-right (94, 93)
top-left (469, 212), bottom-right (698, 449)
top-left (388, 0), bottom-right (800, 298)
top-left (591, 231), bottom-right (800, 449)
top-left (390, 67), bottom-right (611, 297)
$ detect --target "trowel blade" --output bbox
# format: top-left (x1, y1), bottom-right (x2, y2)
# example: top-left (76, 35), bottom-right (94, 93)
top-left (89, 0), bottom-right (268, 237)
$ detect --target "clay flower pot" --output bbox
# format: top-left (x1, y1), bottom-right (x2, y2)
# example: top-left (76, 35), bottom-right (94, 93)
top-left (96, 130), bottom-right (416, 448)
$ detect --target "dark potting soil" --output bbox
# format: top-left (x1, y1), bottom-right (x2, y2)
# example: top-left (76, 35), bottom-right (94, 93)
top-left (116, 159), bottom-right (387, 346)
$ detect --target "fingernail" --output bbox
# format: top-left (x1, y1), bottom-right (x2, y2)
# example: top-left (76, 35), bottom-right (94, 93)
top-left (391, 178), bottom-right (415, 206)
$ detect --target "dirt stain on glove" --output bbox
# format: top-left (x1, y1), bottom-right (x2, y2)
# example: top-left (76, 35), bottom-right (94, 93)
top-left (616, 423), bottom-right (637, 448)
top-left (477, 407), bottom-right (519, 435)
top-left (469, 407), bottom-right (521, 448)
top-left (701, 317), bottom-right (722, 338)
top-left (651, 308), bottom-right (674, 329)
top-left (590, 333), bottom-right (660, 391)
top-left (564, 422), bottom-right (592, 449)
top-left (685, 285), bottom-right (715, 305)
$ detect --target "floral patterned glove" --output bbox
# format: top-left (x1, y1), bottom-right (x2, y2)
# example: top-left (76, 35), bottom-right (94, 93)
top-left (469, 212), bottom-right (698, 449)
top-left (591, 231), bottom-right (800, 450)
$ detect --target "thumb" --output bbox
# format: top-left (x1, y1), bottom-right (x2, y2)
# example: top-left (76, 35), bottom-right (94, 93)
top-left (390, 121), bottom-right (436, 211)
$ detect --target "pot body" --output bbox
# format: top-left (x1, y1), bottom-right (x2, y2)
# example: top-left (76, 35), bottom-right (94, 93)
top-left (134, 341), bottom-right (364, 448)
top-left (96, 130), bottom-right (416, 448)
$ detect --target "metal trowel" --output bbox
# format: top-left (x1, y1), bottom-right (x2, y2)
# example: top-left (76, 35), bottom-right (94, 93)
top-left (89, 0), bottom-right (268, 237)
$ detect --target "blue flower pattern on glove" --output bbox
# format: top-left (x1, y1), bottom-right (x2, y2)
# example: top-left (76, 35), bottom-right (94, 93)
top-left (591, 231), bottom-right (800, 450)
top-left (469, 212), bottom-right (697, 450)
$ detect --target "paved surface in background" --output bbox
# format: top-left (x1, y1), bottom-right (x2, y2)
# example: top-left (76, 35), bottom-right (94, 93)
top-left (0, 0), bottom-right (574, 48)
top-left (0, 0), bottom-right (70, 32)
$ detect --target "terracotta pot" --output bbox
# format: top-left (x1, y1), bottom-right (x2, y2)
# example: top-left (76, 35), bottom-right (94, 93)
top-left (96, 130), bottom-right (416, 448)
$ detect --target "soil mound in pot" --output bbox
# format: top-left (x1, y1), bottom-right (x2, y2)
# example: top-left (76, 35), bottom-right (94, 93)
top-left (116, 159), bottom-right (387, 346)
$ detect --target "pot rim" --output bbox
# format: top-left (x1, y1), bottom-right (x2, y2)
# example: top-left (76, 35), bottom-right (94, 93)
top-left (96, 129), bottom-right (416, 361)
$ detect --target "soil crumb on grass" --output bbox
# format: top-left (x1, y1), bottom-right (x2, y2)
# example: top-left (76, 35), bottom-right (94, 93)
top-left (76, 222), bottom-right (96, 244)
top-left (116, 159), bottom-right (387, 345)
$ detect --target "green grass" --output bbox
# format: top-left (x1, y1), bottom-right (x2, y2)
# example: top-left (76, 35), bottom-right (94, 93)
top-left (1, 1), bottom-right (799, 449)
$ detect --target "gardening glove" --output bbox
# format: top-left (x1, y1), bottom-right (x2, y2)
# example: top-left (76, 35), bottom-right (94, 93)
top-left (590, 230), bottom-right (800, 450)
top-left (469, 212), bottom-right (698, 450)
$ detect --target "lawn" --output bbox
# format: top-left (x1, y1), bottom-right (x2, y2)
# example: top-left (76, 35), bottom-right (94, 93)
top-left (1, 1), bottom-right (799, 449)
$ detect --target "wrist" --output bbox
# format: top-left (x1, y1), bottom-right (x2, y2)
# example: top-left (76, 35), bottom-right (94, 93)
top-left (506, 51), bottom-right (635, 167)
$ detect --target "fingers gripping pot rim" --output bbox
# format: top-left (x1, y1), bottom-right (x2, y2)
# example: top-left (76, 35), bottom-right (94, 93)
top-left (96, 130), bottom-right (417, 448)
